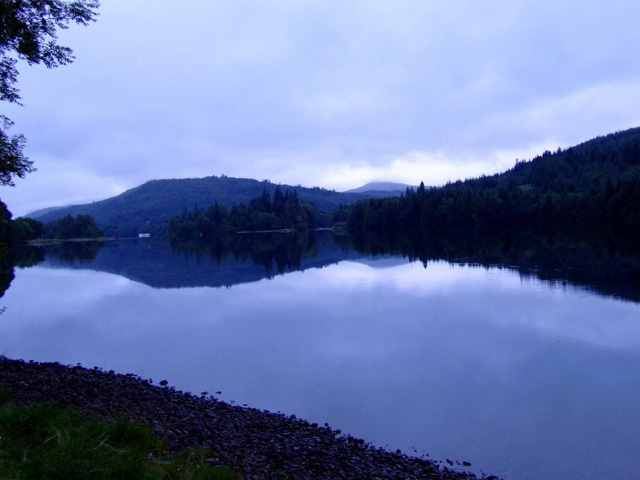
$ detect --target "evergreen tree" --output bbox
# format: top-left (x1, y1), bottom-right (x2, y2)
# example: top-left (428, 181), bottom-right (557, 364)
top-left (43, 214), bottom-right (102, 239)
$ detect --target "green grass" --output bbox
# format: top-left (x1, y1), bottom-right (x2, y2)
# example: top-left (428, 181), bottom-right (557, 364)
top-left (0, 389), bottom-right (239, 480)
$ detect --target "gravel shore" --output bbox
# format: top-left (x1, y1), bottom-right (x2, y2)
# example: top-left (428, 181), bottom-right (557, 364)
top-left (0, 356), bottom-right (500, 480)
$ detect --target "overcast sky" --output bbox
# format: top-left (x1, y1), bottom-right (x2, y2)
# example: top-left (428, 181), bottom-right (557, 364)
top-left (2, 0), bottom-right (640, 216)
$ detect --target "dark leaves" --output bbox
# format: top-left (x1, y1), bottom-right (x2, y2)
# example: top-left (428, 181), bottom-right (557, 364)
top-left (0, 0), bottom-right (99, 186)
top-left (0, 115), bottom-right (34, 186)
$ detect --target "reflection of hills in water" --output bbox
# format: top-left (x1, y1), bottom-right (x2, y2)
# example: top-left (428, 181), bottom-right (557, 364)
top-left (349, 257), bottom-right (410, 269)
top-left (39, 233), bottom-right (363, 289)
top-left (349, 228), bottom-right (640, 304)
top-left (16, 228), bottom-right (640, 303)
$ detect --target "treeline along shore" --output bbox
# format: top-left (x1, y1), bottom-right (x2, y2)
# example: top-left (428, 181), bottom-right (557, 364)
top-left (338, 127), bottom-right (640, 236)
top-left (1, 126), bottom-right (639, 479)
top-left (0, 357), bottom-right (497, 480)
top-left (3, 126), bottom-right (639, 246)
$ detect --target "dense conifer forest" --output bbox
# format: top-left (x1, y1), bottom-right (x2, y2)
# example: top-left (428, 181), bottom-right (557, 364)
top-left (339, 127), bottom-right (640, 235)
top-left (166, 186), bottom-right (317, 240)
top-left (40, 215), bottom-right (103, 240)
top-left (1, 127), bottom-right (639, 246)
top-left (27, 176), bottom-right (398, 237)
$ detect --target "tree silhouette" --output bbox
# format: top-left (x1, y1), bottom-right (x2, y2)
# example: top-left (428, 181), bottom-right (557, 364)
top-left (0, 0), bottom-right (99, 185)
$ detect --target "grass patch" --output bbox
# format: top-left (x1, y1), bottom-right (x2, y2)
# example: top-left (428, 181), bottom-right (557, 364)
top-left (0, 389), bottom-right (239, 480)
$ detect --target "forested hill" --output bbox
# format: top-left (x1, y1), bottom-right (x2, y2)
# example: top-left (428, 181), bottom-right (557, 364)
top-left (345, 127), bottom-right (640, 233)
top-left (28, 176), bottom-right (399, 237)
top-left (27, 127), bottom-right (640, 237)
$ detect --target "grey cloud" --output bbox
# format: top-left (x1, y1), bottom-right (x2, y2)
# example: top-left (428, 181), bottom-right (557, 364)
top-left (3, 0), bottom-right (640, 214)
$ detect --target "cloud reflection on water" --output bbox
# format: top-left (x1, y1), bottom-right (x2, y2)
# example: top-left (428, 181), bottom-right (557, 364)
top-left (1, 258), bottom-right (640, 480)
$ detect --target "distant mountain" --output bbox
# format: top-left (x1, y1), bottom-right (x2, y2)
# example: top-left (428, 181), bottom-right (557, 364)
top-left (346, 182), bottom-right (413, 194)
top-left (28, 176), bottom-right (403, 237)
top-left (26, 205), bottom-right (72, 218)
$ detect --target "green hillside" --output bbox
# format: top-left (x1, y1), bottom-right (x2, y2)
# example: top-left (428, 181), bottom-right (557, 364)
top-left (344, 127), bottom-right (640, 234)
top-left (27, 127), bottom-right (640, 238)
top-left (29, 176), bottom-right (399, 237)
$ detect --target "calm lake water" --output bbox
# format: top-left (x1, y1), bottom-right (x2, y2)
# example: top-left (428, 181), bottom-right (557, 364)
top-left (1, 233), bottom-right (639, 480)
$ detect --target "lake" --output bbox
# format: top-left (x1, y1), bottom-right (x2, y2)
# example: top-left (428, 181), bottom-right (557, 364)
top-left (1, 231), bottom-right (639, 480)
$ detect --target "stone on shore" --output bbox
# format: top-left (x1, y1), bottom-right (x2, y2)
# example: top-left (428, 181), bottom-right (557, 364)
top-left (0, 356), bottom-right (498, 480)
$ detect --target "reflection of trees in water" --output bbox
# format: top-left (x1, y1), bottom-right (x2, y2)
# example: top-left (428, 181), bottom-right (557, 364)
top-left (169, 232), bottom-right (319, 277)
top-left (0, 242), bottom-right (104, 304)
top-left (166, 228), bottom-right (640, 302)
top-left (348, 227), bottom-right (640, 303)
top-left (234, 233), bottom-right (317, 276)
top-left (0, 246), bottom-right (15, 303)
top-left (5, 229), bottom-right (640, 303)
top-left (12, 246), bottom-right (45, 268)
top-left (0, 245), bottom-right (47, 304)
top-left (42, 241), bottom-right (104, 263)
top-left (0, 245), bottom-right (44, 312)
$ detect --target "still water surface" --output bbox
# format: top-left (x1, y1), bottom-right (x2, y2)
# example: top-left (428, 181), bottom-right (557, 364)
top-left (1, 237), bottom-right (639, 480)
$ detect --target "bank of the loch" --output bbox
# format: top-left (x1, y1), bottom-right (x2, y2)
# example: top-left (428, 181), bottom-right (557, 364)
top-left (0, 357), bottom-right (500, 480)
